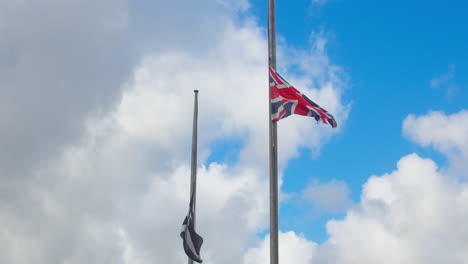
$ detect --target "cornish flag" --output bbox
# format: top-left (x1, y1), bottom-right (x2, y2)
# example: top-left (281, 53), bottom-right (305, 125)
top-left (269, 66), bottom-right (337, 128)
top-left (180, 194), bottom-right (203, 263)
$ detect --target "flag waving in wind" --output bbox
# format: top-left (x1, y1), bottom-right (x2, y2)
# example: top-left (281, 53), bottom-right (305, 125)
top-left (270, 66), bottom-right (337, 128)
top-left (180, 192), bottom-right (203, 263)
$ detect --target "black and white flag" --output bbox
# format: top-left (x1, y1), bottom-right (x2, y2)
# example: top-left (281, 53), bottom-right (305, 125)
top-left (180, 194), bottom-right (203, 263)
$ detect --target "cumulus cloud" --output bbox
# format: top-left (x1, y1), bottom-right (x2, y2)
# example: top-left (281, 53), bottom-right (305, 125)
top-left (0, 0), bottom-right (245, 176)
top-left (245, 110), bottom-right (468, 264)
top-left (314, 153), bottom-right (468, 264)
top-left (0, 0), bottom-right (348, 263)
top-left (403, 110), bottom-right (468, 178)
top-left (245, 147), bottom-right (468, 264)
top-left (301, 110), bottom-right (468, 264)
top-left (5, 1), bottom-right (468, 264)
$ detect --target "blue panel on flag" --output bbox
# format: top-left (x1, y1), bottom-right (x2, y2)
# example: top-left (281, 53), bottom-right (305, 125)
top-left (282, 102), bottom-right (293, 119)
top-left (271, 101), bottom-right (283, 114)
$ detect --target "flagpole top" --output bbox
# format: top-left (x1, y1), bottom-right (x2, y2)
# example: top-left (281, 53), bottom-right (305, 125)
top-left (194, 90), bottom-right (199, 93)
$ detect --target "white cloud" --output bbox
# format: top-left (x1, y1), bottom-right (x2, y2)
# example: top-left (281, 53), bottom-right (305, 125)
top-left (276, 30), bottom-right (350, 162)
top-left (0, 0), bottom-right (348, 263)
top-left (430, 64), bottom-right (459, 98)
top-left (403, 110), bottom-right (468, 178)
top-left (244, 231), bottom-right (317, 264)
top-left (313, 153), bottom-right (468, 264)
top-left (430, 65), bottom-right (455, 88)
top-left (5, 1), bottom-right (468, 264)
top-left (307, 111), bottom-right (468, 264)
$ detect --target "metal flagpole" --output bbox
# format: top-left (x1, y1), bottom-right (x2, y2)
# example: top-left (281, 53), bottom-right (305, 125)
top-left (188, 90), bottom-right (199, 264)
top-left (268, 0), bottom-right (279, 264)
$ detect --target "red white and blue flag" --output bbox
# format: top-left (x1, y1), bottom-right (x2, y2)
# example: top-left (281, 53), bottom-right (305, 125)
top-left (270, 66), bottom-right (337, 128)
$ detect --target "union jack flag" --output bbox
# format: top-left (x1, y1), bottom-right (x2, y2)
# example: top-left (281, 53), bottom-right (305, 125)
top-left (270, 66), bottom-right (337, 128)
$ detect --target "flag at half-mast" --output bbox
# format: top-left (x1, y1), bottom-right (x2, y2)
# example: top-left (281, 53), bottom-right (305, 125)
top-left (180, 192), bottom-right (203, 263)
top-left (269, 66), bottom-right (337, 128)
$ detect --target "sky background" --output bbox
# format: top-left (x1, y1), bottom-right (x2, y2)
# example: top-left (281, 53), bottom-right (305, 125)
top-left (1, 0), bottom-right (468, 263)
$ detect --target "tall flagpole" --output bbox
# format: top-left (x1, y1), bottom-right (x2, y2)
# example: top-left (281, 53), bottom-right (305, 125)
top-left (268, 0), bottom-right (279, 264)
top-left (188, 90), bottom-right (199, 264)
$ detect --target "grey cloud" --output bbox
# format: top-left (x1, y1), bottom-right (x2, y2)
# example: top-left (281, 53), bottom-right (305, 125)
top-left (301, 179), bottom-right (352, 213)
top-left (0, 0), bottom-right (234, 178)
top-left (0, 0), bottom-right (133, 177)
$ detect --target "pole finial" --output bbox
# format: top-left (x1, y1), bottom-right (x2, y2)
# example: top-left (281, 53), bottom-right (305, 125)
top-left (194, 90), bottom-right (199, 93)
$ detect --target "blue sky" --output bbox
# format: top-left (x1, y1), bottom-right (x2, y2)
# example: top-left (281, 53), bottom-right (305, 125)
top-left (214, 0), bottom-right (468, 243)
top-left (2, 0), bottom-right (468, 263)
